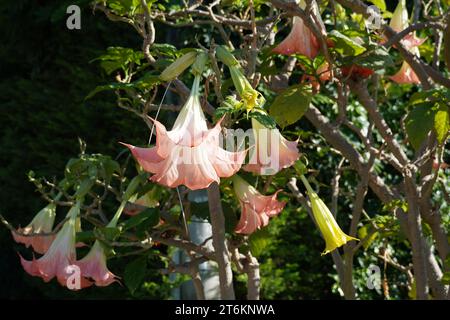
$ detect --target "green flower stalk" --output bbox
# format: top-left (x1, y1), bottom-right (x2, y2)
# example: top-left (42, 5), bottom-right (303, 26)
top-left (300, 175), bottom-right (358, 255)
top-left (216, 46), bottom-right (265, 111)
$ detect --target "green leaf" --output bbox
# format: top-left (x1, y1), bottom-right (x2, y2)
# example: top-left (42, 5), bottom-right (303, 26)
top-left (74, 178), bottom-right (95, 198)
top-left (352, 47), bottom-right (393, 71)
top-left (442, 272), bottom-right (450, 285)
top-left (124, 256), bottom-right (147, 294)
top-left (86, 74), bottom-right (160, 99)
top-left (249, 108), bottom-right (277, 129)
top-left (94, 47), bottom-right (144, 75)
top-left (76, 231), bottom-right (96, 243)
top-left (434, 104), bottom-right (450, 145)
top-left (329, 30), bottom-right (367, 57)
top-left (122, 208), bottom-right (159, 231)
top-left (269, 85), bottom-right (312, 128)
top-left (405, 103), bottom-right (435, 150)
top-left (357, 225), bottom-right (378, 250)
top-left (367, 0), bottom-right (386, 12)
top-left (95, 227), bottom-right (121, 242)
top-left (249, 228), bottom-right (271, 257)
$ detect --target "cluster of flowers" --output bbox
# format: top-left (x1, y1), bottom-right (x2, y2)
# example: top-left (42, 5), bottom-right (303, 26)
top-left (274, 0), bottom-right (425, 85)
top-left (11, 0), bottom-right (423, 291)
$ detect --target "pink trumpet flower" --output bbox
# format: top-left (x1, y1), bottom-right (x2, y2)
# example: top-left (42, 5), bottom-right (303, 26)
top-left (390, 0), bottom-right (426, 51)
top-left (77, 241), bottom-right (117, 287)
top-left (233, 175), bottom-right (286, 235)
top-left (389, 0), bottom-right (425, 84)
top-left (20, 201), bottom-right (91, 289)
top-left (122, 76), bottom-right (246, 190)
top-left (244, 118), bottom-right (300, 175)
top-left (272, 0), bottom-right (326, 59)
top-left (389, 60), bottom-right (420, 84)
top-left (12, 202), bottom-right (57, 254)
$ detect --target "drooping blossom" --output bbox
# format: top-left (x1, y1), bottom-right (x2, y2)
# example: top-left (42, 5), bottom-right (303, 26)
top-left (122, 76), bottom-right (246, 190)
top-left (233, 175), bottom-right (285, 235)
top-left (77, 196), bottom-right (135, 287)
top-left (20, 201), bottom-right (91, 289)
top-left (300, 175), bottom-right (358, 255)
top-left (12, 202), bottom-right (57, 254)
top-left (389, 0), bottom-right (425, 84)
top-left (389, 0), bottom-right (426, 50)
top-left (272, 0), bottom-right (326, 59)
top-left (244, 118), bottom-right (300, 175)
top-left (77, 241), bottom-right (117, 287)
top-left (390, 59), bottom-right (420, 84)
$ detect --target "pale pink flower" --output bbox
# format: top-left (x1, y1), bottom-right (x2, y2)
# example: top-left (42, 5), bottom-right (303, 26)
top-left (390, 60), bottom-right (420, 84)
top-left (389, 0), bottom-right (425, 84)
top-left (12, 203), bottom-right (57, 254)
top-left (272, 0), bottom-right (326, 59)
top-left (20, 202), bottom-right (91, 289)
top-left (122, 76), bottom-right (246, 190)
top-left (233, 175), bottom-right (285, 235)
top-left (244, 118), bottom-right (300, 175)
top-left (77, 241), bottom-right (117, 287)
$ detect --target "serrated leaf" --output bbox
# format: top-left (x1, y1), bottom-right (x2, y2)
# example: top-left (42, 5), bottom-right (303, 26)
top-left (405, 103), bottom-right (435, 150)
top-left (269, 85), bottom-right (312, 128)
top-left (434, 105), bottom-right (450, 145)
top-left (124, 256), bottom-right (147, 294)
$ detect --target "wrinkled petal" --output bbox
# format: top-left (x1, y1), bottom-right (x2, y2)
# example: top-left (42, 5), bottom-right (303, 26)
top-left (123, 78), bottom-right (245, 190)
top-left (233, 175), bottom-right (285, 235)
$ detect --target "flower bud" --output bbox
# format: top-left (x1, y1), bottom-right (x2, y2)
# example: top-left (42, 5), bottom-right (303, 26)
top-left (159, 51), bottom-right (198, 81)
top-left (216, 45), bottom-right (239, 67)
top-left (191, 52), bottom-right (208, 76)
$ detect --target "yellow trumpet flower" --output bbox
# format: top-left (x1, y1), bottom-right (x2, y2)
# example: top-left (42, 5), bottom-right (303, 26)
top-left (300, 175), bottom-right (358, 255)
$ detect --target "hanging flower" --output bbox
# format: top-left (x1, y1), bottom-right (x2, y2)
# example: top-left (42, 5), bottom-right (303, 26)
top-left (244, 118), bottom-right (300, 175)
top-left (77, 241), bottom-right (117, 287)
top-left (390, 60), bottom-right (420, 84)
top-left (122, 76), bottom-right (246, 190)
top-left (389, 0), bottom-right (426, 51)
top-left (272, 0), bottom-right (326, 59)
top-left (300, 175), bottom-right (358, 255)
top-left (233, 175), bottom-right (285, 235)
top-left (389, 0), bottom-right (425, 84)
top-left (12, 202), bottom-right (57, 254)
top-left (20, 201), bottom-right (91, 289)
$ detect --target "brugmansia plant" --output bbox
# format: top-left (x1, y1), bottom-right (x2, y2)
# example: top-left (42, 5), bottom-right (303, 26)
top-left (2, 0), bottom-right (450, 301)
